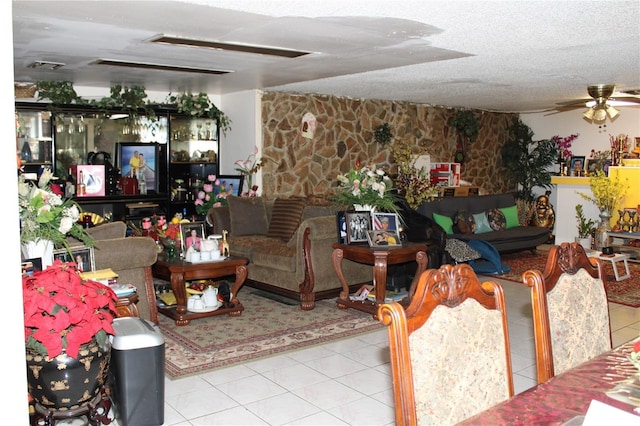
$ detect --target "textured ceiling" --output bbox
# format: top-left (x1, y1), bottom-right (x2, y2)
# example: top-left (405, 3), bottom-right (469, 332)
top-left (12, 0), bottom-right (640, 113)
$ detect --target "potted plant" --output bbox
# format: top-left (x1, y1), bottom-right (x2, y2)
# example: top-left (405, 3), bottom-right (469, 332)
top-left (18, 169), bottom-right (94, 267)
top-left (23, 261), bottom-right (118, 412)
top-left (575, 204), bottom-right (595, 250)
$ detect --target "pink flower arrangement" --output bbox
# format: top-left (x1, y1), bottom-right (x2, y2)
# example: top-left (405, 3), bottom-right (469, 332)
top-left (195, 174), bottom-right (229, 215)
top-left (552, 133), bottom-right (579, 163)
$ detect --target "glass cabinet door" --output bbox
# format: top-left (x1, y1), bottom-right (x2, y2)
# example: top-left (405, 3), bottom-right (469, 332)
top-left (16, 110), bottom-right (53, 170)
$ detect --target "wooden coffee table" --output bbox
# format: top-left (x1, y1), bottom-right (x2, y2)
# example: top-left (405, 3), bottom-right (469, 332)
top-left (152, 255), bottom-right (248, 326)
top-left (332, 242), bottom-right (428, 319)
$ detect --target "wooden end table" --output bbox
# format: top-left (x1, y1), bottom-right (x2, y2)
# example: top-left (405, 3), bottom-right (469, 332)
top-left (152, 255), bottom-right (248, 326)
top-left (115, 293), bottom-right (140, 318)
top-left (332, 242), bottom-right (428, 319)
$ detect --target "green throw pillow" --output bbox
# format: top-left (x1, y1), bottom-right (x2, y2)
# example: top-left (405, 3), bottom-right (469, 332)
top-left (499, 205), bottom-right (519, 229)
top-left (433, 212), bottom-right (454, 235)
top-left (473, 212), bottom-right (492, 234)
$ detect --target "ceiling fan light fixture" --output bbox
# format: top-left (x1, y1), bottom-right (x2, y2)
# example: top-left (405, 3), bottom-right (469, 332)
top-left (605, 104), bottom-right (620, 119)
top-left (592, 108), bottom-right (607, 122)
top-left (583, 107), bottom-right (595, 120)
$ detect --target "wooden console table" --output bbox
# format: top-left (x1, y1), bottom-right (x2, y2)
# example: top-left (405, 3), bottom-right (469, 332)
top-left (152, 255), bottom-right (248, 326)
top-left (115, 293), bottom-right (140, 318)
top-left (332, 242), bottom-right (428, 319)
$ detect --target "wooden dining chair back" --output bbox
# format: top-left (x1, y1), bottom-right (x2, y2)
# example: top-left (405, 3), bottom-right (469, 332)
top-left (378, 263), bottom-right (514, 426)
top-left (522, 242), bottom-right (612, 384)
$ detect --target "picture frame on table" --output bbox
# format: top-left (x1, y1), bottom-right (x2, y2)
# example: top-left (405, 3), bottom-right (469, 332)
top-left (215, 175), bottom-right (244, 197)
top-left (180, 221), bottom-right (205, 253)
top-left (570, 156), bottom-right (586, 173)
top-left (346, 211), bottom-right (372, 244)
top-left (336, 211), bottom-right (348, 244)
top-left (373, 213), bottom-right (399, 232)
top-left (116, 142), bottom-right (160, 192)
top-left (53, 245), bottom-right (95, 273)
top-left (366, 229), bottom-right (402, 247)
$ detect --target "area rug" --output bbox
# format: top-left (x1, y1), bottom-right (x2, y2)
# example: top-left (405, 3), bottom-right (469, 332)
top-left (158, 291), bottom-right (383, 378)
top-left (493, 250), bottom-right (640, 308)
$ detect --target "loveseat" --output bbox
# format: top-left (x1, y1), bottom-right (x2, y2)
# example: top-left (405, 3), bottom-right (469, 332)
top-left (71, 221), bottom-right (159, 323)
top-left (207, 196), bottom-right (374, 310)
top-left (415, 193), bottom-right (550, 259)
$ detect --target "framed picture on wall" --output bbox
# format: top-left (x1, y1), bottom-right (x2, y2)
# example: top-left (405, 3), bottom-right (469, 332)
top-left (346, 211), bottom-right (372, 244)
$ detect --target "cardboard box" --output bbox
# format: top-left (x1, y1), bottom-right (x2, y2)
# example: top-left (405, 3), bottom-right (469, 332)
top-left (76, 165), bottom-right (105, 197)
top-left (430, 162), bottom-right (461, 187)
top-left (438, 186), bottom-right (479, 197)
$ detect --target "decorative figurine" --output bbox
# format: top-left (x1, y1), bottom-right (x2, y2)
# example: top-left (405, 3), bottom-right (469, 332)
top-left (221, 230), bottom-right (230, 257)
top-left (530, 190), bottom-right (555, 243)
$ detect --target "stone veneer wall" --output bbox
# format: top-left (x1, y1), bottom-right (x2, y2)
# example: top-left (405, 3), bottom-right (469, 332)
top-left (260, 91), bottom-right (518, 198)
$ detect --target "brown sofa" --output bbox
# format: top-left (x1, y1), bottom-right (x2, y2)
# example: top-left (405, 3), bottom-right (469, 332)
top-left (72, 222), bottom-right (159, 323)
top-left (207, 196), bottom-right (372, 310)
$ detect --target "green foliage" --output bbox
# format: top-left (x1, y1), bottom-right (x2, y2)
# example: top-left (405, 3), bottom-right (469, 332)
top-left (575, 204), bottom-right (596, 238)
top-left (166, 92), bottom-right (232, 135)
top-left (90, 84), bottom-right (157, 122)
top-left (501, 119), bottom-right (559, 201)
top-left (36, 81), bottom-right (84, 104)
top-left (374, 123), bottom-right (393, 145)
top-left (450, 110), bottom-right (480, 142)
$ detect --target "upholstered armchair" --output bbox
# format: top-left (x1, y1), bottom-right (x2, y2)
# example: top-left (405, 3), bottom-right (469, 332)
top-left (378, 264), bottom-right (514, 425)
top-left (522, 242), bottom-right (612, 384)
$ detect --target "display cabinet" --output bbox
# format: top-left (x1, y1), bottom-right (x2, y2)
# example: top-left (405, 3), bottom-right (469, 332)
top-left (15, 102), bottom-right (221, 224)
top-left (16, 109), bottom-right (54, 174)
top-left (167, 115), bottom-right (220, 218)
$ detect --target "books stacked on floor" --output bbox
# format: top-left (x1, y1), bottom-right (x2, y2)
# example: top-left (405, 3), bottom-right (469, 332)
top-left (366, 290), bottom-right (408, 303)
top-left (80, 268), bottom-right (136, 297)
top-left (109, 283), bottom-right (137, 297)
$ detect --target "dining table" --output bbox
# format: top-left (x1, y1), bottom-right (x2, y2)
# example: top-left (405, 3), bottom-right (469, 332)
top-left (459, 340), bottom-right (640, 425)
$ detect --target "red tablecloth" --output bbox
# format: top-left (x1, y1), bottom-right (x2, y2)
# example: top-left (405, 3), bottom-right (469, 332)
top-left (460, 341), bottom-right (640, 425)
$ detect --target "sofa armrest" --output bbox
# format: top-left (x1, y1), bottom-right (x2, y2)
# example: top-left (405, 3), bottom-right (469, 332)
top-left (208, 205), bottom-right (231, 234)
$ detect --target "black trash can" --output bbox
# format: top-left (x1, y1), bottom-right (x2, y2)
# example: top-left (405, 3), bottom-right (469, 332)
top-left (110, 317), bottom-right (165, 426)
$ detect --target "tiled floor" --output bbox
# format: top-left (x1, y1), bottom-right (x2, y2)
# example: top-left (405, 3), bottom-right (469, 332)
top-left (60, 277), bottom-right (640, 426)
top-left (157, 277), bottom-right (640, 426)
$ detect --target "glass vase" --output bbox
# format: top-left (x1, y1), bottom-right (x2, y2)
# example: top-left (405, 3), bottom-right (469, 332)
top-left (594, 210), bottom-right (612, 251)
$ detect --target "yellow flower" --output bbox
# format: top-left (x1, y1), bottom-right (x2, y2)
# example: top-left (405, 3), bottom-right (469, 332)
top-left (577, 170), bottom-right (628, 213)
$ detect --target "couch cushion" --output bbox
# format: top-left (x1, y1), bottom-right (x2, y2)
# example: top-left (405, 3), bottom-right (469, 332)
top-left (453, 210), bottom-right (475, 234)
top-left (486, 208), bottom-right (507, 231)
top-left (267, 197), bottom-right (307, 242)
top-left (229, 235), bottom-right (297, 272)
top-left (499, 205), bottom-right (519, 229)
top-left (228, 196), bottom-right (269, 236)
top-left (433, 212), bottom-right (454, 234)
top-left (473, 212), bottom-right (492, 234)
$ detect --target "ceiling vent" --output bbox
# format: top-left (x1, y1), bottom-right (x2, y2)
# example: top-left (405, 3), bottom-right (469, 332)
top-left (91, 59), bottom-right (232, 75)
top-left (27, 61), bottom-right (65, 70)
top-left (150, 35), bottom-right (311, 59)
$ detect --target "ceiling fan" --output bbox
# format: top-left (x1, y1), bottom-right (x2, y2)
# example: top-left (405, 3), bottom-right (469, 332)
top-left (549, 84), bottom-right (640, 120)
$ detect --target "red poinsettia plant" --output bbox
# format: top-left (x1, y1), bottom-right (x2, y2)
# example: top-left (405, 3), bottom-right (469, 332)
top-left (22, 260), bottom-right (118, 359)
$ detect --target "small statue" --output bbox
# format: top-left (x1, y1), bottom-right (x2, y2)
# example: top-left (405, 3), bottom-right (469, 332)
top-left (530, 191), bottom-right (555, 242)
top-left (221, 230), bottom-right (230, 257)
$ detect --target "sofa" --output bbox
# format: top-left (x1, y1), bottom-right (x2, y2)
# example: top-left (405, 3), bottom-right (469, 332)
top-left (71, 222), bottom-right (159, 323)
top-left (207, 196), bottom-right (377, 310)
top-left (414, 193), bottom-right (550, 260)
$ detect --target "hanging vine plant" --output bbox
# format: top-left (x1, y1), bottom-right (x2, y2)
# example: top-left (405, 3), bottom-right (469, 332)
top-left (166, 92), bottom-right (232, 135)
top-left (374, 123), bottom-right (393, 145)
top-left (36, 81), bottom-right (85, 105)
top-left (90, 84), bottom-right (156, 122)
top-left (450, 109), bottom-right (480, 143)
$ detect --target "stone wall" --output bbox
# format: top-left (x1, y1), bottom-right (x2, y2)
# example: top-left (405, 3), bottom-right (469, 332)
top-left (260, 91), bottom-right (518, 198)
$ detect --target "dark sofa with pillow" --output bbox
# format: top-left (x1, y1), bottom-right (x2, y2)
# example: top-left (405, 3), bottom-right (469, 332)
top-left (207, 196), bottom-right (372, 310)
top-left (415, 193), bottom-right (550, 257)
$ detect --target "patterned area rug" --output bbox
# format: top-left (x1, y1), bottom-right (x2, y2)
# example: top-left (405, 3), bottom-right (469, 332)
top-left (493, 250), bottom-right (640, 308)
top-left (158, 290), bottom-right (383, 378)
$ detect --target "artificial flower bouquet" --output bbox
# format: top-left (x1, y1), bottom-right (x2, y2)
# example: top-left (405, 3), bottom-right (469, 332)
top-left (23, 261), bottom-right (118, 358)
top-left (234, 145), bottom-right (265, 195)
top-left (18, 169), bottom-right (93, 250)
top-left (331, 163), bottom-right (400, 213)
top-left (552, 133), bottom-right (579, 165)
top-left (577, 170), bottom-right (629, 213)
top-left (195, 174), bottom-right (230, 215)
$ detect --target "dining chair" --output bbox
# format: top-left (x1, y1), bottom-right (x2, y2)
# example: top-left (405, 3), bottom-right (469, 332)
top-left (522, 242), bottom-right (612, 384)
top-left (378, 263), bottom-right (514, 426)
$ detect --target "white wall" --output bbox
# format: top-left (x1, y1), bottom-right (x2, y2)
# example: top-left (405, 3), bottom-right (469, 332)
top-left (219, 90), bottom-right (262, 194)
top-left (3, 1), bottom-right (30, 422)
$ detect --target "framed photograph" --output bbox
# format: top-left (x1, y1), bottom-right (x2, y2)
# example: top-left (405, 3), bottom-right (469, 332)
top-left (216, 175), bottom-right (244, 197)
top-left (346, 211), bottom-right (372, 244)
top-left (373, 213), bottom-right (399, 232)
top-left (570, 156), bottom-right (586, 172)
top-left (117, 142), bottom-right (160, 192)
top-left (53, 246), bottom-right (95, 273)
top-left (336, 211), bottom-right (347, 244)
top-left (180, 221), bottom-right (206, 252)
top-left (367, 230), bottom-right (402, 247)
